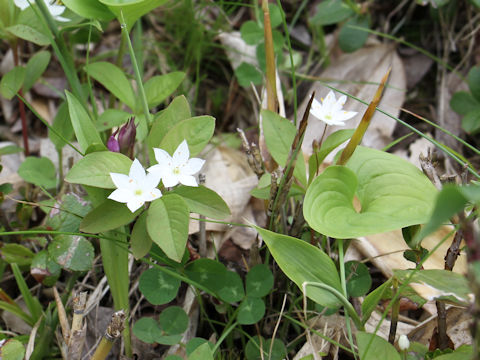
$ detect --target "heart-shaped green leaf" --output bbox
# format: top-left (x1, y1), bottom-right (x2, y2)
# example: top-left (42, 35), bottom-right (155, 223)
top-left (304, 146), bottom-right (437, 239)
top-left (147, 194), bottom-right (189, 262)
top-left (144, 72), bottom-right (185, 109)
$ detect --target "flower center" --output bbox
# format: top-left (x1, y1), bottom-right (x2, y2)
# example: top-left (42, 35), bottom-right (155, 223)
top-left (325, 114), bottom-right (332, 120)
top-left (173, 166), bottom-right (181, 175)
top-left (134, 189), bottom-right (143, 196)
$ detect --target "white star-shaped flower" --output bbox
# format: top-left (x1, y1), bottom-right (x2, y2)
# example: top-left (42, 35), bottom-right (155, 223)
top-left (148, 140), bottom-right (205, 188)
top-left (14, 0), bottom-right (69, 22)
top-left (309, 90), bottom-right (357, 126)
top-left (108, 159), bottom-right (162, 213)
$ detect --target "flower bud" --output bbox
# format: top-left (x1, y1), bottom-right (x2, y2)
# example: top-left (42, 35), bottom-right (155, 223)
top-left (107, 135), bottom-right (120, 152)
top-left (118, 117), bottom-right (137, 158)
top-left (398, 334), bottom-right (410, 351)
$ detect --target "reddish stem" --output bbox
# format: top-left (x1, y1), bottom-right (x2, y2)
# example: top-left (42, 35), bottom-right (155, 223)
top-left (12, 41), bottom-right (29, 156)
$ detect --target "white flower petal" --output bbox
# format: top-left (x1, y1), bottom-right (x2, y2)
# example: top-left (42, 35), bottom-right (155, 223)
top-left (173, 140), bottom-right (189, 166)
top-left (153, 148), bottom-right (173, 167)
top-left (14, 0), bottom-right (30, 10)
top-left (334, 110), bottom-right (357, 122)
top-left (147, 164), bottom-right (164, 176)
top-left (129, 159), bottom-right (146, 181)
top-left (143, 172), bottom-right (161, 190)
top-left (184, 158), bottom-right (205, 175)
top-left (108, 188), bottom-right (132, 203)
top-left (179, 174), bottom-right (198, 187)
top-left (126, 198), bottom-right (144, 213)
top-left (333, 95), bottom-right (347, 113)
top-left (110, 173), bottom-right (132, 190)
top-left (309, 98), bottom-right (326, 120)
top-left (142, 188), bottom-right (162, 202)
top-left (162, 171), bottom-right (179, 188)
top-left (48, 3), bottom-right (66, 17)
top-left (322, 91), bottom-right (336, 108)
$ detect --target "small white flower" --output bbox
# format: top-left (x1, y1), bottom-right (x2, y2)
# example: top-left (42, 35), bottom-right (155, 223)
top-left (108, 159), bottom-right (162, 213)
top-left (14, 0), bottom-right (69, 22)
top-left (148, 140), bottom-right (205, 188)
top-left (398, 334), bottom-right (410, 351)
top-left (309, 90), bottom-right (357, 126)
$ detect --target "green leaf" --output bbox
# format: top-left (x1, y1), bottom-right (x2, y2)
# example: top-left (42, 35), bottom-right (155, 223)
top-left (468, 66), bottom-right (480, 101)
top-left (157, 116), bottom-right (215, 157)
top-left (96, 109), bottom-right (131, 132)
top-left (147, 194), bottom-right (189, 262)
top-left (139, 267), bottom-right (181, 305)
top-left (461, 108), bottom-right (480, 134)
top-left (308, 129), bottom-right (355, 183)
top-left (394, 269), bottom-right (471, 304)
top-left (99, 0), bottom-right (169, 30)
top-left (357, 331), bottom-right (401, 360)
top-left (6, 24), bottom-right (49, 45)
top-left (0, 66), bottom-right (25, 100)
top-left (185, 258), bottom-right (245, 303)
top-left (130, 211), bottom-right (152, 259)
top-left (1, 244), bottom-right (34, 266)
top-left (235, 62), bottom-right (263, 88)
top-left (450, 91), bottom-right (480, 115)
top-left (159, 306), bottom-right (188, 335)
top-left (23, 50), bottom-right (51, 93)
top-left (62, 0), bottom-right (114, 21)
top-left (257, 227), bottom-right (342, 308)
top-left (171, 185), bottom-right (230, 219)
top-left (310, 0), bottom-right (354, 26)
top-left (147, 95), bottom-right (191, 157)
top-left (361, 279), bottom-right (391, 325)
top-left (18, 157), bottom-right (56, 189)
top-left (48, 235), bottom-right (94, 271)
top-left (0, 339), bottom-right (25, 360)
top-left (45, 192), bottom-right (92, 233)
top-left (345, 261), bottom-right (371, 297)
top-left (65, 151), bottom-right (132, 188)
top-left (304, 147), bottom-right (437, 239)
top-left (413, 185), bottom-right (474, 247)
top-left (262, 109), bottom-right (307, 187)
top-left (246, 264), bottom-right (274, 297)
top-left (188, 343), bottom-right (214, 360)
top-left (237, 297), bottom-right (265, 325)
top-left (49, 102), bottom-right (73, 150)
top-left (0, 145), bottom-right (22, 155)
top-left (133, 317), bottom-right (163, 344)
top-left (240, 20), bottom-right (263, 45)
top-left (84, 62), bottom-right (136, 110)
top-left (186, 339), bottom-right (214, 357)
top-left (144, 72), bottom-right (186, 109)
top-left (339, 15), bottom-right (369, 53)
top-left (65, 91), bottom-right (104, 153)
top-left (80, 200), bottom-right (139, 233)
top-left (433, 346), bottom-right (473, 359)
top-left (30, 250), bottom-right (61, 286)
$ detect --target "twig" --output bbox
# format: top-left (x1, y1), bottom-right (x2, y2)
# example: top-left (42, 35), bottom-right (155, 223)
top-left (90, 310), bottom-right (126, 360)
top-left (198, 174), bottom-right (207, 257)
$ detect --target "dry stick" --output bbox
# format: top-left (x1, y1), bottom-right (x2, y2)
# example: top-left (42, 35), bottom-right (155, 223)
top-left (90, 310), bottom-right (126, 360)
top-left (267, 92), bottom-right (315, 230)
top-left (388, 278), bottom-right (400, 344)
top-left (337, 68), bottom-right (391, 166)
top-left (262, 0), bottom-right (277, 113)
top-left (53, 286), bottom-right (70, 344)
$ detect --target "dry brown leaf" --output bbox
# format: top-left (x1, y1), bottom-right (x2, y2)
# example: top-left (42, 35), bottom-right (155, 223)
top-left (300, 39), bottom-right (406, 156)
top-left (408, 306), bottom-right (472, 348)
top-left (188, 145), bottom-right (258, 235)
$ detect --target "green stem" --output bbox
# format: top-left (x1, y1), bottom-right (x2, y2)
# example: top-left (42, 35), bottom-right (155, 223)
top-left (338, 240), bottom-right (358, 360)
top-left (212, 321), bottom-right (238, 354)
top-left (303, 281), bottom-right (363, 331)
top-left (120, 14), bottom-right (151, 123)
